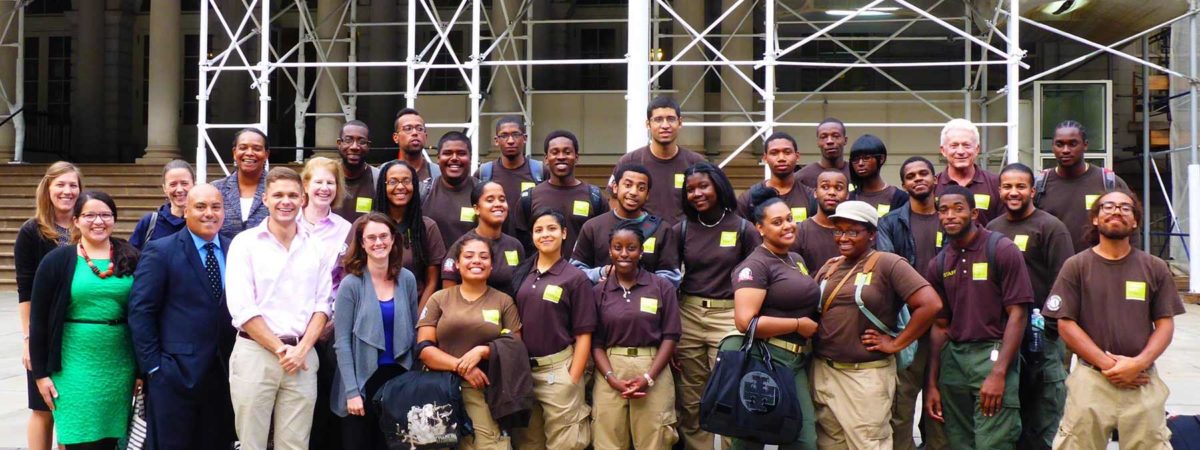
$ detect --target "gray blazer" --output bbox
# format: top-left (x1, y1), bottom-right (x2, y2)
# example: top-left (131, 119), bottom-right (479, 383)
top-left (331, 268), bottom-right (419, 417)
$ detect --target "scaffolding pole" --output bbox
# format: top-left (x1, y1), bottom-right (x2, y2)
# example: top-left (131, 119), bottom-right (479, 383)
top-left (1190, 0), bottom-right (1200, 293)
top-left (627, 0), bottom-right (650, 152)
top-left (1006, 0), bottom-right (1020, 164)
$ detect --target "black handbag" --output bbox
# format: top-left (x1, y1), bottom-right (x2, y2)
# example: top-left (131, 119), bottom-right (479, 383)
top-left (374, 369), bottom-right (473, 450)
top-left (698, 317), bottom-right (803, 445)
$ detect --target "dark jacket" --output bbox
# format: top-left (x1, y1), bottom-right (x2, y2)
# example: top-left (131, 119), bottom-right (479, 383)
top-left (129, 203), bottom-right (188, 250)
top-left (877, 204), bottom-right (917, 267)
top-left (13, 218), bottom-right (62, 302)
top-left (210, 171), bottom-right (268, 240)
top-left (485, 334), bottom-right (533, 430)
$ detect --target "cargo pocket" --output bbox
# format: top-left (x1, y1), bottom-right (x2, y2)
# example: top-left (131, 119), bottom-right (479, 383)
top-left (659, 410), bottom-right (680, 448)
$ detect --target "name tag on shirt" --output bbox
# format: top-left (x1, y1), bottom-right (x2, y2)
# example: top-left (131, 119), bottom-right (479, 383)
top-left (355, 197), bottom-right (373, 213)
top-left (505, 250), bottom-right (520, 266)
top-left (1125, 281), bottom-right (1147, 301)
top-left (573, 200), bottom-right (590, 216)
top-left (1013, 234), bottom-right (1029, 252)
top-left (974, 194), bottom-right (991, 210)
top-left (791, 207), bottom-right (808, 222)
top-left (936, 231), bottom-right (944, 248)
top-left (640, 297), bottom-right (658, 314)
top-left (1085, 194), bottom-right (1100, 209)
top-left (460, 207), bottom-right (476, 222)
top-left (482, 309), bottom-right (501, 325)
top-left (674, 173), bottom-right (685, 189)
top-left (855, 272), bottom-right (873, 286)
top-left (972, 262), bottom-right (989, 280)
top-left (543, 285), bottom-right (563, 303)
top-left (876, 204), bottom-right (891, 217)
top-left (521, 182), bottom-right (536, 192)
top-left (643, 237), bottom-right (657, 253)
top-left (720, 231), bottom-right (738, 247)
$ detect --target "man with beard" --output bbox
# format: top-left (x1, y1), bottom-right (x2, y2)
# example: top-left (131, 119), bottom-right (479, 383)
top-left (933, 119), bottom-right (1002, 226)
top-left (924, 186), bottom-right (1031, 450)
top-left (513, 129), bottom-right (606, 256)
top-left (573, 163), bottom-right (680, 285)
top-left (796, 118), bottom-right (852, 189)
top-left (736, 131), bottom-right (815, 222)
top-left (479, 117), bottom-right (544, 223)
top-left (421, 132), bottom-right (478, 250)
top-left (333, 120), bottom-right (380, 221)
top-left (1044, 191), bottom-right (1184, 449)
top-left (615, 96), bottom-right (706, 225)
top-left (1035, 120), bottom-right (1133, 253)
top-left (848, 134), bottom-right (908, 216)
top-left (985, 163), bottom-right (1073, 450)
top-left (792, 169), bottom-right (848, 271)
top-left (392, 108), bottom-right (438, 183)
top-left (877, 156), bottom-right (949, 450)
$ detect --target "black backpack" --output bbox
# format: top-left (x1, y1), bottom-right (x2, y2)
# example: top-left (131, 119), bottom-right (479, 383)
top-left (1170, 415), bottom-right (1200, 449)
top-left (1033, 167), bottom-right (1116, 208)
top-left (375, 370), bottom-right (473, 450)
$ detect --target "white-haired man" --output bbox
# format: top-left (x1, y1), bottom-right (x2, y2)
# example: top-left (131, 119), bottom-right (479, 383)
top-left (933, 119), bottom-right (1002, 225)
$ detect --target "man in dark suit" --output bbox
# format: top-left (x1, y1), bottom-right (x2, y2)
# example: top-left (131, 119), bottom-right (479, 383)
top-left (129, 183), bottom-right (236, 450)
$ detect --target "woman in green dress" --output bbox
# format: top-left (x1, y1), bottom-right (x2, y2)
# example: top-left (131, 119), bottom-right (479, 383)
top-left (29, 190), bottom-right (139, 449)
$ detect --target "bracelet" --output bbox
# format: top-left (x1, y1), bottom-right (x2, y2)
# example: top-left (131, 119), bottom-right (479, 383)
top-left (795, 317), bottom-right (802, 332)
top-left (604, 370), bottom-right (615, 380)
top-left (642, 372), bottom-right (655, 387)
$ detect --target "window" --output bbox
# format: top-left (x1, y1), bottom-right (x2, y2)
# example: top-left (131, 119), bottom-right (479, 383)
top-left (420, 29), bottom-right (466, 92)
top-left (580, 28), bottom-right (621, 89)
top-left (183, 34), bottom-right (208, 124)
top-left (46, 36), bottom-right (71, 119)
top-left (533, 25), bottom-right (622, 90)
top-left (27, 0), bottom-right (70, 15)
top-left (23, 36), bottom-right (37, 107)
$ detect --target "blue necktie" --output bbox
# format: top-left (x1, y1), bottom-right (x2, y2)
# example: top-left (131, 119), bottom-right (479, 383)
top-left (204, 242), bottom-right (223, 299)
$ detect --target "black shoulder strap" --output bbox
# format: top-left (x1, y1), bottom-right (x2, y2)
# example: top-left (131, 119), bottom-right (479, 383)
top-left (1033, 168), bottom-right (1051, 208)
top-left (144, 212), bottom-right (159, 245)
top-left (520, 190), bottom-right (533, 227)
top-left (588, 184), bottom-right (603, 217)
top-left (986, 230), bottom-right (1003, 284)
top-left (419, 178), bottom-right (433, 202)
top-left (679, 219), bottom-right (688, 271)
top-left (642, 215), bottom-right (663, 241)
top-left (1102, 168), bottom-right (1116, 192)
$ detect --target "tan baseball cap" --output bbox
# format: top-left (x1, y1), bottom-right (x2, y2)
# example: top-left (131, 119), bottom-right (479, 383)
top-left (829, 200), bottom-right (878, 228)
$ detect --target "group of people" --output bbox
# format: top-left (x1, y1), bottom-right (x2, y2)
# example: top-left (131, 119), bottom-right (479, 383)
top-left (12, 95), bottom-right (1184, 450)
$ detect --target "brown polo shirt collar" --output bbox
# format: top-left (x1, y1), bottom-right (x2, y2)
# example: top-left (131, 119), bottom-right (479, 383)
top-left (602, 268), bottom-right (654, 293)
top-left (937, 163), bottom-right (987, 188)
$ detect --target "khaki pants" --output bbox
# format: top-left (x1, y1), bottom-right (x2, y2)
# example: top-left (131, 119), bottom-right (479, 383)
top-left (513, 347), bottom-right (591, 450)
top-left (813, 358), bottom-right (897, 450)
top-left (460, 382), bottom-right (511, 450)
top-left (229, 336), bottom-right (319, 450)
top-left (891, 335), bottom-right (949, 450)
top-left (1052, 364), bottom-right (1172, 450)
top-left (676, 297), bottom-right (738, 450)
top-left (592, 350), bottom-right (679, 450)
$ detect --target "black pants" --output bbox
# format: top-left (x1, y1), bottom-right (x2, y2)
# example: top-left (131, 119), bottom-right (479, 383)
top-left (340, 364), bottom-right (407, 450)
top-left (145, 361), bottom-right (235, 450)
top-left (310, 339), bottom-right (341, 450)
top-left (64, 438), bottom-right (118, 450)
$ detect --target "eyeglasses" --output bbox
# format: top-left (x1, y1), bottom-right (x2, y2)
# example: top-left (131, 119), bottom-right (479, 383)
top-left (832, 229), bottom-right (867, 238)
top-left (400, 125), bottom-right (426, 133)
top-left (363, 233), bottom-right (393, 244)
top-left (80, 213), bottom-right (114, 223)
top-left (385, 179), bottom-right (409, 188)
top-left (1099, 201), bottom-right (1135, 215)
top-left (496, 133), bottom-right (525, 141)
top-left (339, 137), bottom-right (371, 147)
top-left (650, 116), bottom-right (679, 125)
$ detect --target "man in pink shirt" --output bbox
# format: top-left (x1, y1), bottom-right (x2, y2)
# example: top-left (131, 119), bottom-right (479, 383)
top-left (225, 167), bottom-right (335, 450)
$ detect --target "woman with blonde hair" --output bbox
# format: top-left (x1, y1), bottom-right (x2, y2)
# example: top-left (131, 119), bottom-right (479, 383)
top-left (13, 161), bottom-right (82, 450)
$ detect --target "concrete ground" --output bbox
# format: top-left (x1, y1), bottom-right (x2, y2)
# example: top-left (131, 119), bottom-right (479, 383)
top-left (0, 293), bottom-right (1197, 449)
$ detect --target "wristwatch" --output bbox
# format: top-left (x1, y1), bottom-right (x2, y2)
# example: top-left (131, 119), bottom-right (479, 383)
top-left (642, 372), bottom-right (655, 387)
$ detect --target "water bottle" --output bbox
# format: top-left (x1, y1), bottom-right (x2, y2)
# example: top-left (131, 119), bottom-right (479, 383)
top-left (1029, 308), bottom-right (1044, 353)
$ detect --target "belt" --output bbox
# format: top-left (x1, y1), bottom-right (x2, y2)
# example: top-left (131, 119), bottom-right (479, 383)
top-left (607, 346), bottom-right (657, 357)
top-left (65, 318), bottom-right (125, 325)
top-left (821, 357), bottom-right (892, 370)
top-left (238, 331), bottom-right (300, 346)
top-left (682, 295), bottom-right (735, 309)
top-left (766, 338), bottom-right (807, 354)
top-left (530, 346), bottom-right (573, 367)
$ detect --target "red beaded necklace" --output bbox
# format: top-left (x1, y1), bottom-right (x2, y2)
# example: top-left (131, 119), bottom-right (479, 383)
top-left (79, 243), bottom-right (114, 279)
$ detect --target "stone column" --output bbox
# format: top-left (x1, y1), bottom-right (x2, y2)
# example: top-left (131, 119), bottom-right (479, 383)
top-left (314, 0), bottom-right (348, 158)
top-left (74, 0), bottom-right (106, 160)
top-left (0, 0), bottom-right (16, 161)
top-left (671, 0), bottom-right (704, 153)
top-left (138, 0), bottom-right (182, 163)
top-left (719, 0), bottom-right (754, 153)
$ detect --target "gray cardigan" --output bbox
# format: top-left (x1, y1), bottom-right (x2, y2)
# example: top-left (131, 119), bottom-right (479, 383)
top-left (331, 268), bottom-right (419, 417)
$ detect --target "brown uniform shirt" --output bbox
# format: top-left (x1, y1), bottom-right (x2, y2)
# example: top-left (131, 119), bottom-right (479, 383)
top-left (441, 230), bottom-right (526, 295)
top-left (673, 213), bottom-right (761, 299)
top-left (514, 181), bottom-right (608, 257)
top-left (487, 158), bottom-right (541, 236)
top-left (910, 209), bottom-right (942, 273)
top-left (934, 164), bottom-right (1002, 226)
top-left (986, 209), bottom-right (1074, 307)
top-left (1044, 249), bottom-right (1184, 357)
top-left (513, 257), bottom-right (598, 357)
top-left (334, 164), bottom-right (377, 222)
top-left (1036, 165), bottom-right (1133, 253)
top-left (616, 146), bottom-right (707, 225)
top-left (593, 269), bottom-right (683, 348)
top-left (400, 217), bottom-right (448, 295)
top-left (796, 161), bottom-right (851, 190)
top-left (731, 246), bottom-right (821, 344)
top-left (923, 229), bottom-right (1034, 342)
top-left (417, 285), bottom-right (523, 358)
top-left (792, 219), bottom-right (840, 272)
top-left (422, 176), bottom-right (478, 250)
top-left (571, 211), bottom-right (680, 273)
top-left (814, 252), bottom-right (930, 363)
top-left (851, 185), bottom-right (907, 218)
top-left (735, 178), bottom-right (815, 222)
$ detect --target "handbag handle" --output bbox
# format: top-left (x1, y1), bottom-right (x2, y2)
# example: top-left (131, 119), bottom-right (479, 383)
top-left (740, 316), bottom-right (776, 368)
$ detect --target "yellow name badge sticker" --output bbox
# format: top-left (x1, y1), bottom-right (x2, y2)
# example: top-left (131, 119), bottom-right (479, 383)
top-left (974, 194), bottom-right (991, 210)
top-left (355, 197), bottom-right (373, 213)
top-left (720, 231), bottom-right (738, 247)
top-left (855, 272), bottom-right (873, 286)
top-left (460, 207), bottom-right (476, 222)
top-left (936, 231), bottom-right (944, 248)
top-left (643, 237), bottom-right (657, 253)
top-left (876, 204), bottom-right (891, 217)
top-left (675, 173), bottom-right (685, 189)
top-left (542, 284), bottom-right (563, 303)
top-left (797, 262), bottom-right (809, 275)
top-left (521, 181), bottom-right (536, 192)
top-left (972, 262), bottom-right (989, 280)
top-left (573, 200), bottom-right (590, 217)
top-left (791, 207), bottom-right (808, 222)
top-left (640, 297), bottom-right (658, 314)
top-left (1013, 234), bottom-right (1029, 252)
top-left (1085, 194), bottom-right (1100, 210)
top-left (505, 250), bottom-right (520, 266)
top-left (482, 309), bottom-right (501, 325)
top-left (1125, 281), bottom-right (1148, 301)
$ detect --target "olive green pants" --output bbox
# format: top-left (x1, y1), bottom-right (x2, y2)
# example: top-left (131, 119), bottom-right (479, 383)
top-left (718, 338), bottom-right (818, 450)
top-left (891, 334), bottom-right (949, 450)
top-left (1017, 335), bottom-right (1067, 450)
top-left (937, 340), bottom-right (1021, 450)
